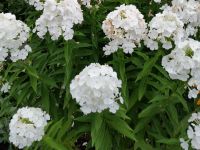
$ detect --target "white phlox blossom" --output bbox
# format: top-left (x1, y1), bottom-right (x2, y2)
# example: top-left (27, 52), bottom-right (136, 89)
top-left (180, 138), bottom-right (189, 150)
top-left (26, 0), bottom-right (44, 10)
top-left (180, 112), bottom-right (200, 150)
top-left (9, 107), bottom-right (50, 149)
top-left (81, 0), bottom-right (91, 8)
top-left (188, 88), bottom-right (199, 99)
top-left (145, 10), bottom-right (184, 50)
top-left (188, 68), bottom-right (200, 99)
top-left (162, 39), bottom-right (200, 99)
top-left (162, 0), bottom-right (200, 37)
top-left (0, 82), bottom-right (11, 93)
top-left (102, 4), bottom-right (147, 55)
top-left (81, 0), bottom-right (102, 8)
top-left (154, 0), bottom-right (161, 3)
top-left (0, 13), bottom-right (31, 62)
top-left (33, 0), bottom-right (83, 41)
top-left (70, 63), bottom-right (123, 114)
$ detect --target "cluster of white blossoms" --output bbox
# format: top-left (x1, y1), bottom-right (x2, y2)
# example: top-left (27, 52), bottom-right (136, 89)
top-left (70, 63), bottom-right (123, 114)
top-left (26, 0), bottom-right (44, 10)
top-left (147, 0), bottom-right (200, 100)
top-left (180, 112), bottom-right (200, 150)
top-left (161, 0), bottom-right (200, 37)
top-left (27, 0), bottom-right (102, 10)
top-left (9, 107), bottom-right (50, 149)
top-left (144, 10), bottom-right (184, 50)
top-left (0, 13), bottom-right (31, 62)
top-left (33, 0), bottom-right (83, 41)
top-left (162, 39), bottom-right (200, 99)
top-left (102, 4), bottom-right (147, 55)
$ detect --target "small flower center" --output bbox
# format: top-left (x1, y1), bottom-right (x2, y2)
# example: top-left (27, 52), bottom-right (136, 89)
top-left (185, 48), bottom-right (194, 57)
top-left (120, 10), bottom-right (127, 19)
top-left (20, 118), bottom-right (33, 124)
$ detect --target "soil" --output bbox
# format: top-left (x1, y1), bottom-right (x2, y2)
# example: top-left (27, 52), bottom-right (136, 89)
top-left (75, 133), bottom-right (91, 150)
top-left (0, 143), bottom-right (9, 150)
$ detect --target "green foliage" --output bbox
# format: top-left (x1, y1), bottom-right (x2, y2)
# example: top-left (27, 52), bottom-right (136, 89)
top-left (0, 0), bottom-right (196, 150)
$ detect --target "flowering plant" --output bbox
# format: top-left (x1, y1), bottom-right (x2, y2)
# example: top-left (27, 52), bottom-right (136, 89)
top-left (1, 0), bottom-right (200, 149)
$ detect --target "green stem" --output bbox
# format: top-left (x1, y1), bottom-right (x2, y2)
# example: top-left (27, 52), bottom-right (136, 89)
top-left (114, 50), bottom-right (128, 108)
top-left (63, 40), bottom-right (73, 108)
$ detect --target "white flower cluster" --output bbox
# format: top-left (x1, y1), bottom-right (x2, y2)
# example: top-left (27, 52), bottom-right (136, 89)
top-left (145, 11), bottom-right (184, 50)
top-left (102, 4), bottom-right (147, 55)
top-left (26, 0), bottom-right (44, 10)
top-left (162, 0), bottom-right (200, 37)
top-left (0, 82), bottom-right (11, 93)
top-left (180, 112), bottom-right (200, 150)
top-left (33, 0), bottom-right (83, 41)
top-left (0, 13), bottom-right (31, 62)
top-left (147, 0), bottom-right (200, 99)
top-left (70, 63), bottom-right (123, 114)
top-left (9, 107), bottom-right (50, 149)
top-left (162, 39), bottom-right (200, 99)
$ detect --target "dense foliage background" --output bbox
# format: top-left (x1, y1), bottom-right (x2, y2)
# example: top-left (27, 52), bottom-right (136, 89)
top-left (0, 0), bottom-right (199, 149)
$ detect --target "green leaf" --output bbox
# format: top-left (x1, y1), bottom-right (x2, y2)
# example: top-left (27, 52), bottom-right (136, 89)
top-left (135, 51), bottom-right (149, 61)
top-left (17, 87), bottom-right (31, 105)
top-left (30, 76), bottom-right (37, 93)
top-left (40, 74), bottom-right (57, 88)
top-left (134, 136), bottom-right (155, 150)
top-left (41, 84), bottom-right (50, 112)
top-left (25, 65), bottom-right (39, 79)
top-left (138, 78), bottom-right (147, 101)
top-left (136, 51), bottom-right (162, 81)
top-left (138, 103), bottom-right (161, 118)
top-left (105, 114), bottom-right (136, 141)
top-left (149, 95), bottom-right (168, 103)
top-left (157, 138), bottom-right (179, 145)
top-left (91, 114), bottom-right (112, 150)
top-left (172, 93), bottom-right (189, 112)
top-left (43, 136), bottom-right (69, 150)
top-left (133, 118), bottom-right (151, 134)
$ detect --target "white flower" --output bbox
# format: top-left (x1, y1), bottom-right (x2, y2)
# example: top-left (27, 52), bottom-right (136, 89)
top-left (34, 0), bottom-right (83, 41)
top-left (181, 112), bottom-right (200, 149)
top-left (145, 10), bottom-right (184, 50)
top-left (187, 68), bottom-right (200, 98)
top-left (9, 107), bottom-right (50, 149)
top-left (102, 4), bottom-right (147, 55)
top-left (70, 63), bottom-right (123, 114)
top-left (26, 0), bottom-right (44, 10)
top-left (180, 138), bottom-right (189, 150)
top-left (0, 13), bottom-right (31, 62)
top-left (0, 82), bottom-right (11, 93)
top-left (154, 0), bottom-right (161, 3)
top-left (80, 0), bottom-right (102, 8)
top-left (188, 88), bottom-right (199, 99)
top-left (82, 142), bottom-right (88, 146)
top-left (0, 48), bottom-right (8, 61)
top-left (81, 0), bottom-right (91, 8)
top-left (162, 40), bottom-right (197, 81)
